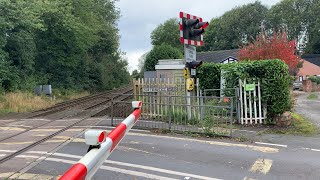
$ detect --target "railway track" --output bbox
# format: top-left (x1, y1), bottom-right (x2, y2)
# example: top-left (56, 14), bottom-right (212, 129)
top-left (0, 88), bottom-right (134, 164)
top-left (1, 85), bottom-right (132, 121)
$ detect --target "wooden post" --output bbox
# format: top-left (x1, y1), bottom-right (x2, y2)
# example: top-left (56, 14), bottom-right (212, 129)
top-left (239, 79), bottom-right (243, 125)
top-left (253, 82), bottom-right (258, 124)
top-left (249, 87), bottom-right (252, 124)
top-left (244, 79), bottom-right (248, 124)
top-left (258, 80), bottom-right (262, 124)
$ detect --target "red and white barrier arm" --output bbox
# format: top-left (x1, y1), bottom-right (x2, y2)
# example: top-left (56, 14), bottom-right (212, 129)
top-left (59, 101), bottom-right (142, 180)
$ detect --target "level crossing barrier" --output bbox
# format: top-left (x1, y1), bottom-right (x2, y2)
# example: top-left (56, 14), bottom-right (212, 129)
top-left (59, 101), bottom-right (142, 180)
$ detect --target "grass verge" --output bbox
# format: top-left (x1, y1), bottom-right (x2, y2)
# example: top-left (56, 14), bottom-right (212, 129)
top-left (0, 91), bottom-right (89, 115)
top-left (263, 112), bottom-right (318, 136)
top-left (307, 93), bottom-right (318, 100)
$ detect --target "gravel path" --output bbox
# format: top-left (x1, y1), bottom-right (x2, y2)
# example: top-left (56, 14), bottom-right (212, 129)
top-left (294, 91), bottom-right (320, 127)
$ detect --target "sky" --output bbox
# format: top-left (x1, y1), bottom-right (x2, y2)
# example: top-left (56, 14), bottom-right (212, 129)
top-left (115, 0), bottom-right (282, 73)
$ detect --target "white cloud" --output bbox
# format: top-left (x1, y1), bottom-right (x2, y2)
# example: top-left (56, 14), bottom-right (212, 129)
top-left (125, 50), bottom-right (149, 73)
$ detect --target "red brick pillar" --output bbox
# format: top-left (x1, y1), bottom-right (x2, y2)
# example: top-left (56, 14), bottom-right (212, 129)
top-left (303, 80), bottom-right (312, 92)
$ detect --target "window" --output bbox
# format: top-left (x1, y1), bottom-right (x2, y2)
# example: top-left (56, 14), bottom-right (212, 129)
top-left (299, 76), bottom-right (303, 82)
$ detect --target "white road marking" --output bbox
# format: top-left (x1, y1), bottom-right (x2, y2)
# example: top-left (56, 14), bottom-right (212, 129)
top-left (243, 177), bottom-right (256, 180)
top-left (249, 158), bottom-right (273, 174)
top-left (127, 133), bottom-right (279, 153)
top-left (255, 142), bottom-right (288, 148)
top-left (44, 157), bottom-right (180, 180)
top-left (311, 148), bottom-right (320, 152)
top-left (0, 127), bottom-right (25, 131)
top-left (0, 150), bottom-right (222, 180)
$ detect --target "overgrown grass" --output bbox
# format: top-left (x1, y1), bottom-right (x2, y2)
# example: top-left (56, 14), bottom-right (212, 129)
top-left (264, 113), bottom-right (318, 136)
top-left (0, 91), bottom-right (89, 115)
top-left (307, 93), bottom-right (318, 100)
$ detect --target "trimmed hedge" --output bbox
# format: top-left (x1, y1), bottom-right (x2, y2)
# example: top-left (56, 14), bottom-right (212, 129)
top-left (309, 76), bottom-right (320, 84)
top-left (197, 59), bottom-right (291, 120)
top-left (196, 63), bottom-right (220, 96)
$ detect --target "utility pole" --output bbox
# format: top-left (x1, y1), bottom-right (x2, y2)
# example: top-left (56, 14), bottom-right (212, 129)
top-left (179, 12), bottom-right (209, 120)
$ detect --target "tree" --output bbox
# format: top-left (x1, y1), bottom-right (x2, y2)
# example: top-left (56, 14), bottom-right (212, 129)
top-left (150, 18), bottom-right (181, 51)
top-left (267, 0), bottom-right (312, 50)
top-left (304, 0), bottom-right (320, 53)
top-left (201, 1), bottom-right (268, 51)
top-left (0, 0), bottom-right (130, 92)
top-left (144, 44), bottom-right (183, 71)
top-left (239, 31), bottom-right (300, 74)
top-left (267, 0), bottom-right (320, 54)
top-left (131, 70), bottom-right (140, 79)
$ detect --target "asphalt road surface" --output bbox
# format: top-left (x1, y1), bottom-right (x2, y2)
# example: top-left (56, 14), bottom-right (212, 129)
top-left (1, 126), bottom-right (320, 180)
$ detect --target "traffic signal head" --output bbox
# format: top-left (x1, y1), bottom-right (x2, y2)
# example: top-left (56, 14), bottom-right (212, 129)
top-left (186, 78), bottom-right (194, 91)
top-left (186, 61), bottom-right (203, 69)
top-left (180, 12), bottom-right (209, 46)
top-left (183, 67), bottom-right (190, 79)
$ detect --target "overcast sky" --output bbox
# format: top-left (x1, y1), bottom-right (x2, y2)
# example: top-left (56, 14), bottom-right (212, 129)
top-left (115, 0), bottom-right (282, 73)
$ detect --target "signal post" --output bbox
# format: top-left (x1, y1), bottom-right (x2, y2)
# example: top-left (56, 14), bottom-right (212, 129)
top-left (179, 12), bottom-right (209, 119)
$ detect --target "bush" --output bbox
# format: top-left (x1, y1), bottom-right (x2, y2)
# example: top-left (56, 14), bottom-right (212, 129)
top-left (309, 76), bottom-right (320, 84)
top-left (197, 60), bottom-right (291, 121)
top-left (197, 63), bottom-right (221, 96)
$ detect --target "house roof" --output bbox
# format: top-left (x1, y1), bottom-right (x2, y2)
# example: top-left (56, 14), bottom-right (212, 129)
top-left (196, 49), bottom-right (239, 63)
top-left (297, 60), bottom-right (320, 77)
top-left (301, 54), bottom-right (320, 66)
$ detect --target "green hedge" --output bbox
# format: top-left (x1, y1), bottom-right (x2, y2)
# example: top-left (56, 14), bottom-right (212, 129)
top-left (309, 76), bottom-right (320, 84)
top-left (197, 63), bottom-right (220, 96)
top-left (197, 60), bottom-right (291, 120)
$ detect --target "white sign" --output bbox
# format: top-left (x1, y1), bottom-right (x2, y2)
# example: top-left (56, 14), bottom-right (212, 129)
top-left (184, 45), bottom-right (196, 62)
top-left (142, 87), bottom-right (177, 92)
top-left (191, 69), bottom-right (196, 76)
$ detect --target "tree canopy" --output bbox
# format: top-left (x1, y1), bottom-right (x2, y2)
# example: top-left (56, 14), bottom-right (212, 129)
top-left (150, 18), bottom-right (181, 51)
top-left (239, 31), bottom-right (300, 74)
top-left (144, 44), bottom-right (183, 71)
top-left (0, 0), bottom-right (130, 92)
top-left (151, 0), bottom-right (320, 54)
top-left (200, 1), bottom-right (268, 51)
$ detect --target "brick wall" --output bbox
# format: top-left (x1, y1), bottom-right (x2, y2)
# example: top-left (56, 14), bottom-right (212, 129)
top-left (303, 80), bottom-right (320, 92)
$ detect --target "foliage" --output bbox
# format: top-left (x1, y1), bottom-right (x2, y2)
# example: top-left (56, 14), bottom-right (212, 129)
top-left (197, 60), bottom-right (291, 120)
top-left (0, 92), bottom-right (58, 113)
top-left (239, 31), bottom-right (300, 75)
top-left (307, 93), bottom-right (318, 100)
top-left (268, 0), bottom-right (320, 53)
top-left (309, 76), bottom-right (320, 84)
top-left (0, 90), bottom-right (88, 115)
top-left (222, 60), bottom-right (291, 117)
top-left (131, 70), bottom-right (141, 79)
top-left (264, 113), bottom-right (318, 136)
top-left (0, 0), bottom-right (130, 92)
top-left (267, 0), bottom-right (311, 41)
top-left (150, 18), bottom-right (182, 51)
top-left (196, 63), bottom-right (221, 95)
top-left (200, 1), bottom-right (268, 51)
top-left (144, 44), bottom-right (183, 71)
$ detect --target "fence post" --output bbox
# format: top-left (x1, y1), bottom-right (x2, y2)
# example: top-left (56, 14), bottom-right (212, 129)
top-left (111, 96), bottom-right (114, 126)
top-left (230, 97), bottom-right (233, 137)
top-left (168, 96), bottom-right (172, 130)
top-left (200, 90), bottom-right (204, 120)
